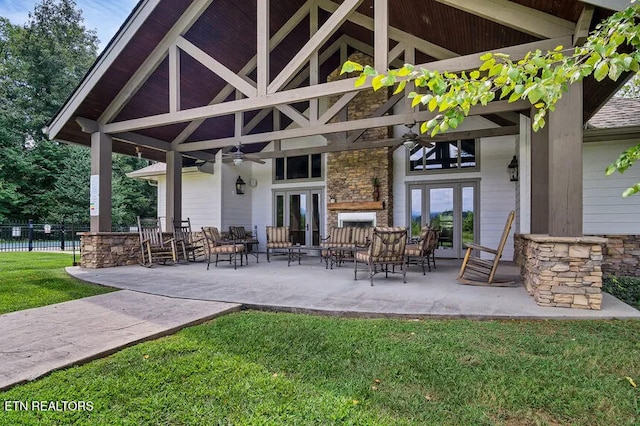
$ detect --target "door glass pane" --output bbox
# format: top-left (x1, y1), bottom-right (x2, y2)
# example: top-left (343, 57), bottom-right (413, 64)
top-left (276, 195), bottom-right (284, 227)
top-left (462, 186), bottom-right (474, 246)
top-left (289, 194), bottom-right (306, 245)
top-left (312, 193), bottom-right (320, 246)
top-left (410, 188), bottom-right (422, 239)
top-left (430, 188), bottom-right (454, 251)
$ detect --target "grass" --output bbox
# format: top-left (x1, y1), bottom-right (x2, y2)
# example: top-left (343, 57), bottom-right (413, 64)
top-left (1, 311), bottom-right (639, 425)
top-left (0, 252), bottom-right (114, 314)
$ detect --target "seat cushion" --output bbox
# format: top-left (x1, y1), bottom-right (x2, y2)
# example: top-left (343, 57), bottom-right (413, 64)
top-left (266, 242), bottom-right (293, 248)
top-left (352, 227), bottom-right (373, 246)
top-left (210, 244), bottom-right (245, 253)
top-left (405, 244), bottom-right (423, 256)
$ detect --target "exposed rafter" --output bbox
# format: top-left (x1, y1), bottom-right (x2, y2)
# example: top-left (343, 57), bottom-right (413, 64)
top-left (102, 37), bottom-right (570, 136)
top-left (256, 125), bottom-right (520, 159)
top-left (433, 0), bottom-right (575, 39)
top-left (99, 0), bottom-right (214, 124)
top-left (318, 0), bottom-right (459, 60)
top-left (268, 0), bottom-right (364, 93)
top-left (174, 100), bottom-right (529, 152)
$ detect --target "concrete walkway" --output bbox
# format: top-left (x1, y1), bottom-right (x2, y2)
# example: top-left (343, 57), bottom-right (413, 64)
top-left (0, 291), bottom-right (239, 390)
top-left (68, 258), bottom-right (640, 320)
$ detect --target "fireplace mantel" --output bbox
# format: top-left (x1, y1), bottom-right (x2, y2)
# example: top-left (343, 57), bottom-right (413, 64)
top-left (327, 201), bottom-right (384, 211)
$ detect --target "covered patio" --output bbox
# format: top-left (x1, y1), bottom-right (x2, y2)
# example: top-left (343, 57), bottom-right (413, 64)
top-left (44, 0), bottom-right (638, 311)
top-left (66, 259), bottom-right (640, 319)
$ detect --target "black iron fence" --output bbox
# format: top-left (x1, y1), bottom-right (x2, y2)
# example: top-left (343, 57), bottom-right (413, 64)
top-left (0, 220), bottom-right (134, 253)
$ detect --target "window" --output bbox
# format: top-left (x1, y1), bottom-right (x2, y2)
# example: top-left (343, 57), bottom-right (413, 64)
top-left (275, 154), bottom-right (323, 181)
top-left (408, 139), bottom-right (478, 173)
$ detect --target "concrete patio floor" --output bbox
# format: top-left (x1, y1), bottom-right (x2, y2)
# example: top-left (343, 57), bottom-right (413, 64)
top-left (67, 257), bottom-right (640, 320)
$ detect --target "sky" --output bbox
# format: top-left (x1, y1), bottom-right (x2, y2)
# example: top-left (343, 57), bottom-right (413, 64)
top-left (0, 0), bottom-right (138, 52)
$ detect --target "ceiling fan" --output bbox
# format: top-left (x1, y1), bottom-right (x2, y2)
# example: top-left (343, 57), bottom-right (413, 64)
top-left (221, 143), bottom-right (265, 165)
top-left (372, 122), bottom-right (435, 149)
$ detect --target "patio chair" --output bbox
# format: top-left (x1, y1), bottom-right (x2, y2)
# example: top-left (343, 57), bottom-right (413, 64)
top-left (137, 216), bottom-right (178, 267)
top-left (266, 226), bottom-right (292, 262)
top-left (229, 226), bottom-right (260, 263)
top-left (172, 217), bottom-right (205, 262)
top-left (457, 210), bottom-right (516, 286)
top-left (201, 226), bottom-right (246, 270)
top-left (405, 226), bottom-right (438, 274)
top-left (354, 227), bottom-right (408, 286)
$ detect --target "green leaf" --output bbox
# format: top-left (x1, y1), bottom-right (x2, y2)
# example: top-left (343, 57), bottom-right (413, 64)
top-left (340, 61), bottom-right (363, 74)
top-left (470, 70), bottom-right (480, 79)
top-left (594, 61), bottom-right (609, 81)
top-left (479, 52), bottom-right (493, 61)
top-left (371, 74), bottom-right (385, 91)
top-left (393, 80), bottom-right (407, 94)
top-left (354, 74), bottom-right (367, 87)
top-left (428, 97), bottom-right (438, 112)
top-left (622, 183), bottom-right (640, 198)
top-left (363, 65), bottom-right (378, 77)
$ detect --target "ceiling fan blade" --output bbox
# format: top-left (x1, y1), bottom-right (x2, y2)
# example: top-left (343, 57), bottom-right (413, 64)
top-left (244, 156), bottom-right (266, 164)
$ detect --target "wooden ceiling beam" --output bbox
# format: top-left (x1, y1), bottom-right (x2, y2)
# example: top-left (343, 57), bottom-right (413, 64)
top-left (255, 125), bottom-right (520, 159)
top-left (574, 5), bottom-right (595, 46)
top-left (318, 0), bottom-right (458, 60)
top-left (176, 36), bottom-right (257, 97)
top-left (99, 0), bottom-right (214, 124)
top-left (103, 37), bottom-right (570, 136)
top-left (174, 100), bottom-right (529, 152)
top-left (268, 0), bottom-right (364, 94)
top-left (171, 0), bottom-right (312, 147)
top-left (433, 0), bottom-right (575, 39)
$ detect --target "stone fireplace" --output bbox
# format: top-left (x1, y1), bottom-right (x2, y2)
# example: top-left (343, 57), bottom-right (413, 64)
top-left (326, 52), bottom-right (393, 229)
top-left (338, 212), bottom-right (377, 227)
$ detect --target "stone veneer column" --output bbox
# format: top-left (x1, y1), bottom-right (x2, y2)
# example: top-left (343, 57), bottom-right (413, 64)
top-left (516, 234), bottom-right (608, 310)
top-left (80, 232), bottom-right (143, 268)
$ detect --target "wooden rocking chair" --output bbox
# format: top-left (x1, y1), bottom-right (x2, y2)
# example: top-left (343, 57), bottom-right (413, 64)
top-left (172, 217), bottom-right (205, 262)
top-left (137, 217), bottom-right (178, 267)
top-left (457, 211), bottom-right (516, 286)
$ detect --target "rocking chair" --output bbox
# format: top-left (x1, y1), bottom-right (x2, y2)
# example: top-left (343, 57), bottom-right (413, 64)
top-left (457, 211), bottom-right (516, 286)
top-left (137, 217), bottom-right (178, 267)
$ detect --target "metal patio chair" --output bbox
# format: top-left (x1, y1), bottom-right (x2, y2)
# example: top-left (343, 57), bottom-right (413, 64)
top-left (405, 226), bottom-right (438, 274)
top-left (354, 227), bottom-right (408, 286)
top-left (201, 226), bottom-right (246, 270)
top-left (265, 226), bottom-right (293, 262)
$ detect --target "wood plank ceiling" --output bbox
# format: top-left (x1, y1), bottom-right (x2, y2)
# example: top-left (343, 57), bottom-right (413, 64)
top-left (50, 0), bottom-right (620, 162)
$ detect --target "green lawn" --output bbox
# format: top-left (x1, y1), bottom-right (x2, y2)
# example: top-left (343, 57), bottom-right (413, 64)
top-left (0, 252), bottom-right (114, 314)
top-left (1, 311), bottom-right (639, 425)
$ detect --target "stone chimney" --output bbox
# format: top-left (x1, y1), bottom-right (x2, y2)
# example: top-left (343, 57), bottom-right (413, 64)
top-left (326, 52), bottom-right (393, 228)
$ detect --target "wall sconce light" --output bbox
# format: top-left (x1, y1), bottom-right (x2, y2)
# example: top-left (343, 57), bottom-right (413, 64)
top-left (235, 176), bottom-right (246, 195)
top-left (507, 155), bottom-right (519, 182)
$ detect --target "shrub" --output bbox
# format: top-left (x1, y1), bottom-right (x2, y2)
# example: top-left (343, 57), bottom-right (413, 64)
top-left (603, 276), bottom-right (640, 310)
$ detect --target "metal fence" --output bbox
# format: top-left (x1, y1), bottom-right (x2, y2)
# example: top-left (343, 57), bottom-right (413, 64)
top-left (0, 221), bottom-right (133, 253)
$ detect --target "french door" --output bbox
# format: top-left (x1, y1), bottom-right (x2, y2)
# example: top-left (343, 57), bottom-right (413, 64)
top-left (273, 189), bottom-right (323, 246)
top-left (408, 181), bottom-right (478, 258)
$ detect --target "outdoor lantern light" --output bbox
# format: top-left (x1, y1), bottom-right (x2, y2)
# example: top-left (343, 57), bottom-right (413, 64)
top-left (235, 176), bottom-right (246, 195)
top-left (507, 155), bottom-right (519, 182)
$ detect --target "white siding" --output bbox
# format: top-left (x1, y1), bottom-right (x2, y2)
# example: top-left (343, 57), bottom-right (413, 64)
top-left (583, 139), bottom-right (640, 234)
top-left (221, 160), bottom-right (252, 232)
